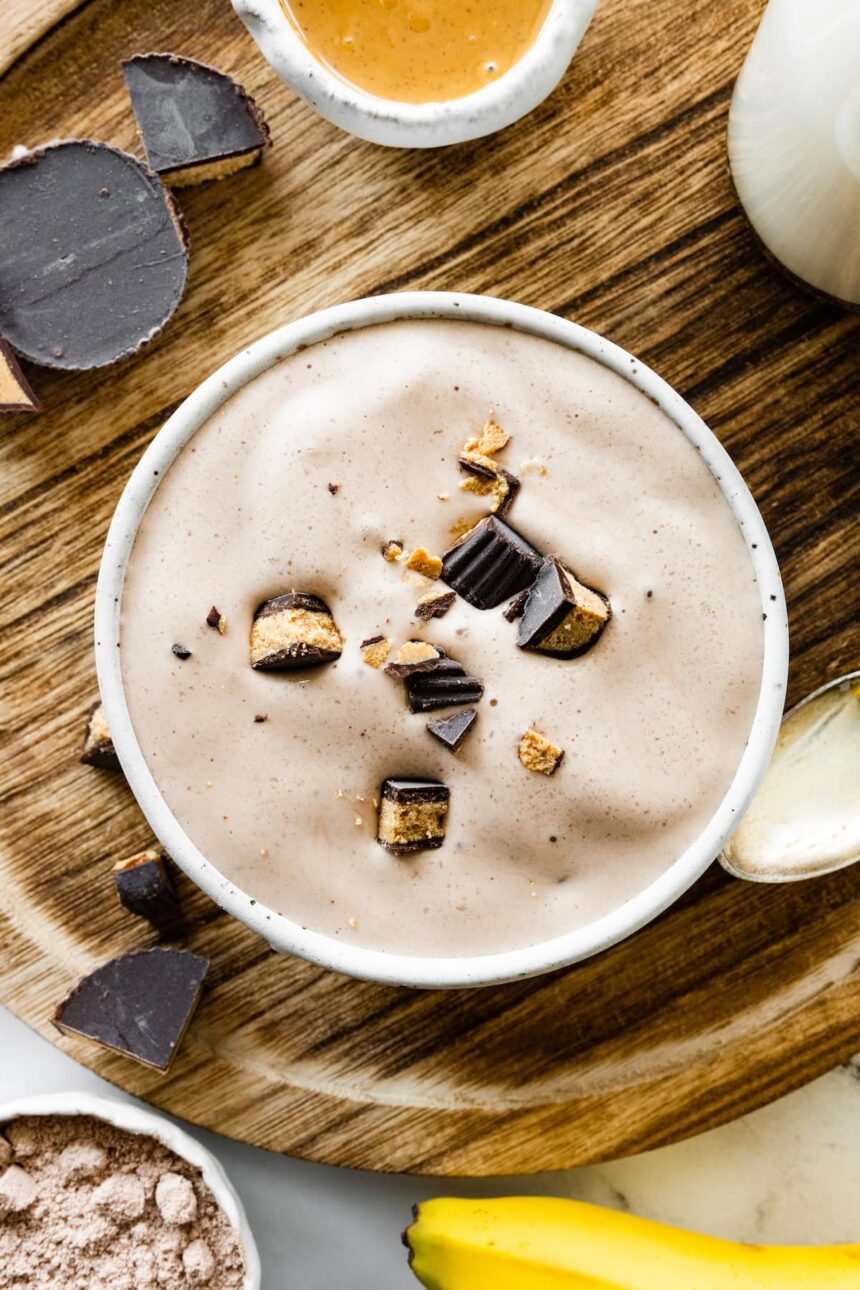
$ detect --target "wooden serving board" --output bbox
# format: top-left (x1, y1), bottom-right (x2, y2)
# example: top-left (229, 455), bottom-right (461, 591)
top-left (1, 0), bottom-right (858, 1176)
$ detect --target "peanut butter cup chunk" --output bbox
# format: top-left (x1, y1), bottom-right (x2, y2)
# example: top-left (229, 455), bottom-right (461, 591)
top-left (250, 592), bottom-right (344, 670)
top-left (415, 590), bottom-right (456, 620)
top-left (122, 53), bottom-right (271, 188)
top-left (404, 546), bottom-right (443, 579)
top-left (113, 850), bottom-right (180, 930)
top-left (80, 700), bottom-right (121, 771)
top-left (517, 556), bottom-right (611, 658)
top-left (459, 467), bottom-right (520, 518)
top-left (518, 728), bottom-right (565, 776)
top-left (441, 515), bottom-right (542, 610)
top-left (385, 640), bottom-right (443, 677)
top-left (0, 338), bottom-right (40, 413)
top-left (360, 635), bottom-right (392, 668)
top-left (381, 540), bottom-right (403, 562)
top-left (53, 947), bottom-right (209, 1072)
top-left (377, 778), bottom-right (450, 854)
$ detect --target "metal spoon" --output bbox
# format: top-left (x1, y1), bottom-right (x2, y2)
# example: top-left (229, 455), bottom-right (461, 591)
top-left (720, 669), bottom-right (860, 882)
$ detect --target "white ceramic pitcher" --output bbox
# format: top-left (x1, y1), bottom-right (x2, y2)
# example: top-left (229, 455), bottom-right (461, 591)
top-left (728, 0), bottom-right (860, 308)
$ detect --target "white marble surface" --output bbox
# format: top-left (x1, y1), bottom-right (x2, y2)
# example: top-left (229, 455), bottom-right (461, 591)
top-left (0, 1006), bottom-right (857, 1287)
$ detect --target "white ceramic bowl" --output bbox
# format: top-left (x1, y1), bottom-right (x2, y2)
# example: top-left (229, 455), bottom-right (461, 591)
top-left (0, 1092), bottom-right (261, 1290)
top-left (96, 292), bottom-right (788, 989)
top-left (232, 0), bottom-right (597, 148)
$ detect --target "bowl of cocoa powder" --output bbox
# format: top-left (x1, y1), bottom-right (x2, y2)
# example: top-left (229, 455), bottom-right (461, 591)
top-left (0, 1092), bottom-right (261, 1289)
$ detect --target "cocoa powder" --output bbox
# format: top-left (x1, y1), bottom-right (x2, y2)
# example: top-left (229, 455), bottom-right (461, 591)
top-left (0, 1115), bottom-right (245, 1289)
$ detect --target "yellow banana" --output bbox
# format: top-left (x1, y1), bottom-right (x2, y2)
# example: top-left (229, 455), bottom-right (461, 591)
top-left (405, 1197), bottom-right (860, 1289)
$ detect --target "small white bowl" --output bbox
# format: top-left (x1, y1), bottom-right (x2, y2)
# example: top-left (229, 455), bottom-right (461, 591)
top-left (0, 1092), bottom-right (261, 1290)
top-left (96, 292), bottom-right (788, 989)
top-left (232, 0), bottom-right (597, 148)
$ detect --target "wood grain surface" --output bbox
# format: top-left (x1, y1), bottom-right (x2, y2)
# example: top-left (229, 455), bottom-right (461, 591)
top-left (1, 0), bottom-right (858, 1175)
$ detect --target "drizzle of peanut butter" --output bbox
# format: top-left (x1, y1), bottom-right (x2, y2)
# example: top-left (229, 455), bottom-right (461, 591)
top-left (280, 0), bottom-right (554, 104)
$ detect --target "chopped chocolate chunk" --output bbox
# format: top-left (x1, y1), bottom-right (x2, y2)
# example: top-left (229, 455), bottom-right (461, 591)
top-left (205, 605), bottom-right (227, 634)
top-left (385, 640), bottom-right (443, 677)
top-left (0, 141), bottom-right (189, 370)
top-left (250, 592), bottom-right (344, 670)
top-left (503, 588), bottom-right (530, 622)
top-left (441, 515), bottom-right (542, 610)
top-left (327, 482), bottom-right (340, 495)
top-left (517, 556), bottom-right (611, 658)
top-left (376, 778), bottom-right (450, 854)
top-left (254, 713), bottom-right (268, 723)
top-left (122, 54), bottom-right (271, 187)
top-left (405, 656), bottom-right (484, 712)
top-left (518, 728), bottom-right (565, 776)
top-left (80, 700), bottom-right (120, 771)
top-left (171, 643), bottom-right (192, 659)
top-left (381, 540), bottom-right (403, 562)
top-left (427, 708), bottom-right (477, 753)
top-left (404, 547), bottom-right (443, 579)
top-left (415, 590), bottom-right (456, 620)
top-left (360, 635), bottom-right (392, 669)
top-left (0, 337), bottom-right (40, 412)
top-left (53, 947), bottom-right (208, 1072)
top-left (113, 850), bottom-right (180, 930)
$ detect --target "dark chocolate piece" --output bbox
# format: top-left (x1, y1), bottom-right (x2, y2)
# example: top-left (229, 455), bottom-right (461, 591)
top-left (405, 657), bottom-right (484, 713)
top-left (0, 337), bottom-right (40, 412)
top-left (441, 516), bottom-right (542, 610)
top-left (113, 850), bottom-right (180, 930)
top-left (415, 590), bottom-right (456, 621)
top-left (517, 556), bottom-right (611, 658)
top-left (80, 700), bottom-right (121, 771)
top-left (385, 641), bottom-right (444, 677)
top-left (171, 643), bottom-right (192, 659)
top-left (327, 482), bottom-right (340, 495)
top-left (426, 708), bottom-right (477, 753)
top-left (376, 778), bottom-right (450, 854)
top-left (53, 947), bottom-right (208, 1072)
top-left (122, 54), bottom-right (271, 187)
top-left (205, 605), bottom-right (227, 633)
top-left (250, 592), bottom-right (344, 670)
top-left (503, 588), bottom-right (529, 622)
top-left (254, 713), bottom-right (268, 723)
top-left (0, 142), bottom-right (189, 371)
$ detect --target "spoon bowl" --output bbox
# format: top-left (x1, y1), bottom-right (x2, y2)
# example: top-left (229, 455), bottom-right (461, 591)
top-left (720, 669), bottom-right (860, 883)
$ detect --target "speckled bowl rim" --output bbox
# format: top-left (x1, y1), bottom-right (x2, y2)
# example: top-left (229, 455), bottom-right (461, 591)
top-left (96, 291), bottom-right (788, 989)
top-left (0, 1091), bottom-right (261, 1289)
top-left (231, 0), bottom-right (597, 147)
